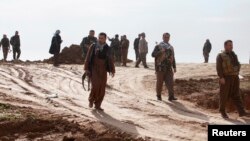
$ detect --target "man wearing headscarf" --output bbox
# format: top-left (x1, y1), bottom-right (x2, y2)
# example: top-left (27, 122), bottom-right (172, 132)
top-left (152, 33), bottom-right (177, 101)
top-left (49, 30), bottom-right (63, 67)
top-left (84, 32), bottom-right (115, 111)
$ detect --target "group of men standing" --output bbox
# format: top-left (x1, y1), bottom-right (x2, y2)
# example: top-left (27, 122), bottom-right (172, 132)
top-left (0, 31), bottom-right (21, 62)
top-left (49, 29), bottom-right (249, 118)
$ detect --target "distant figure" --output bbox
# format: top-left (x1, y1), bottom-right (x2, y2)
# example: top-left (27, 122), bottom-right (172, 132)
top-left (49, 30), bottom-right (63, 67)
top-left (203, 39), bottom-right (212, 63)
top-left (10, 31), bottom-right (21, 61)
top-left (0, 34), bottom-right (10, 61)
top-left (216, 40), bottom-right (249, 118)
top-left (134, 34), bottom-right (141, 61)
top-left (121, 35), bottom-right (129, 67)
top-left (152, 33), bottom-right (177, 101)
top-left (84, 32), bottom-right (115, 111)
top-left (135, 33), bottom-right (148, 68)
top-left (80, 30), bottom-right (97, 61)
top-left (108, 34), bottom-right (120, 65)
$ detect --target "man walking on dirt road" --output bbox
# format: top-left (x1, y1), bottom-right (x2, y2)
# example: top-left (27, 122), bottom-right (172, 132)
top-left (216, 40), bottom-right (250, 118)
top-left (84, 32), bottom-right (115, 111)
top-left (152, 33), bottom-right (177, 101)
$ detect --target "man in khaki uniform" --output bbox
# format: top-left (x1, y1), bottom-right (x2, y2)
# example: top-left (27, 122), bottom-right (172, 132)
top-left (216, 40), bottom-right (250, 118)
top-left (121, 35), bottom-right (129, 67)
top-left (135, 33), bottom-right (149, 68)
top-left (152, 33), bottom-right (177, 101)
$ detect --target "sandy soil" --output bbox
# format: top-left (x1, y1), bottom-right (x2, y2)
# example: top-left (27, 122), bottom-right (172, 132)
top-left (0, 62), bottom-right (249, 141)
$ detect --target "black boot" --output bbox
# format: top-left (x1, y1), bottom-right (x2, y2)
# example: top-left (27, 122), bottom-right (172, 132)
top-left (157, 95), bottom-right (162, 101)
top-left (220, 111), bottom-right (229, 119)
top-left (168, 96), bottom-right (178, 101)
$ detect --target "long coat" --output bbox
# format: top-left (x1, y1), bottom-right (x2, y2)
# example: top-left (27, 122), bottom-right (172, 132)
top-left (49, 34), bottom-right (62, 54)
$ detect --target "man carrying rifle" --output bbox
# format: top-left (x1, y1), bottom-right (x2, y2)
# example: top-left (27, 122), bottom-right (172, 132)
top-left (84, 32), bottom-right (115, 111)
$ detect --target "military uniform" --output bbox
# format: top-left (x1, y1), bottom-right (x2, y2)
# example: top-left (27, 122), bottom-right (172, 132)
top-left (109, 38), bottom-right (120, 64)
top-left (216, 51), bottom-right (247, 117)
top-left (80, 36), bottom-right (97, 61)
top-left (84, 43), bottom-right (115, 110)
top-left (0, 37), bottom-right (10, 61)
top-left (152, 42), bottom-right (177, 101)
top-left (203, 41), bottom-right (212, 63)
top-left (135, 38), bottom-right (148, 68)
top-left (10, 35), bottom-right (21, 60)
top-left (121, 39), bottom-right (129, 66)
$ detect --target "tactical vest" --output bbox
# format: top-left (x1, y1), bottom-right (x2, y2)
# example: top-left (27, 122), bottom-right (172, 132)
top-left (156, 46), bottom-right (173, 72)
top-left (220, 52), bottom-right (239, 76)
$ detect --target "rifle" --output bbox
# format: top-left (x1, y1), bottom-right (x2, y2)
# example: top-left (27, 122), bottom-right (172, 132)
top-left (82, 72), bottom-right (91, 91)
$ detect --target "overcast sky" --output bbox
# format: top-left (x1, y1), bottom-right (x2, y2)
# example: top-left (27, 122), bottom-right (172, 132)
top-left (0, 0), bottom-right (250, 63)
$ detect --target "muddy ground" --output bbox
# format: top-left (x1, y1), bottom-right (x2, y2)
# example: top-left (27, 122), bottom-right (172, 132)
top-left (0, 62), bottom-right (249, 141)
top-left (0, 102), bottom-right (146, 141)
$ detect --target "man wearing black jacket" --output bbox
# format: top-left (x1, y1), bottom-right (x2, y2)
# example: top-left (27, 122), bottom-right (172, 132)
top-left (84, 32), bottom-right (115, 111)
top-left (49, 30), bottom-right (63, 67)
top-left (0, 34), bottom-right (10, 61)
top-left (10, 31), bottom-right (21, 61)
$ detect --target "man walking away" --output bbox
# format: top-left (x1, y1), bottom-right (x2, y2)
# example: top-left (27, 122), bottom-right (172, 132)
top-left (203, 39), bottom-right (212, 63)
top-left (0, 34), bottom-right (10, 61)
top-left (10, 31), bottom-right (21, 61)
top-left (134, 34), bottom-right (141, 61)
top-left (80, 30), bottom-right (97, 62)
top-left (84, 32), bottom-right (115, 111)
top-left (152, 33), bottom-right (177, 101)
top-left (135, 33), bottom-right (148, 68)
top-left (49, 30), bottom-right (63, 67)
top-left (216, 40), bottom-right (250, 118)
top-left (121, 35), bottom-right (129, 67)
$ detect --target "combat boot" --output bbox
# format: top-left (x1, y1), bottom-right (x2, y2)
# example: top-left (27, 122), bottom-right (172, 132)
top-left (220, 111), bottom-right (229, 119)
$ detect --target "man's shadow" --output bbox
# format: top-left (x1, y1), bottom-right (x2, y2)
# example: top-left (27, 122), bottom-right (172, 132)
top-left (163, 100), bottom-right (210, 121)
top-left (164, 101), bottom-right (248, 124)
top-left (91, 110), bottom-right (139, 135)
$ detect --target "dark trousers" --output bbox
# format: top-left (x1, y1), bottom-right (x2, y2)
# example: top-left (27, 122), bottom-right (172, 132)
top-left (2, 47), bottom-right (8, 61)
top-left (53, 53), bottom-right (59, 66)
top-left (121, 49), bottom-right (128, 66)
top-left (203, 52), bottom-right (209, 63)
top-left (13, 46), bottom-right (21, 60)
top-left (156, 70), bottom-right (174, 98)
top-left (135, 49), bottom-right (139, 61)
top-left (219, 75), bottom-right (245, 114)
top-left (114, 49), bottom-right (121, 64)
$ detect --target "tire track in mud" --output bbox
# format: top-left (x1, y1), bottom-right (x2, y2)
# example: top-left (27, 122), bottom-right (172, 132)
top-left (0, 66), bottom-right (92, 120)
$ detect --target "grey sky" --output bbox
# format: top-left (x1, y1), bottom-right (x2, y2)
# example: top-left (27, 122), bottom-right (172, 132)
top-left (1, 0), bottom-right (250, 63)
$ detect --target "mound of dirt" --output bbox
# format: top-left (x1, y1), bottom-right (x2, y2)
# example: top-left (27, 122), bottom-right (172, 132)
top-left (44, 44), bottom-right (84, 64)
top-left (174, 76), bottom-right (250, 112)
top-left (43, 44), bottom-right (133, 64)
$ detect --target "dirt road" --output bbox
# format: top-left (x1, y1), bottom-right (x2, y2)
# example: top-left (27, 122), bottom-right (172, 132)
top-left (0, 63), bottom-right (249, 141)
